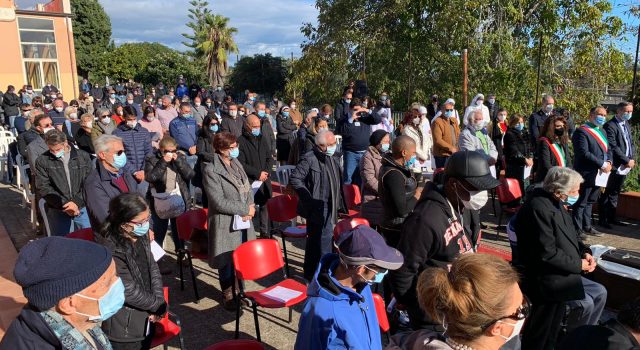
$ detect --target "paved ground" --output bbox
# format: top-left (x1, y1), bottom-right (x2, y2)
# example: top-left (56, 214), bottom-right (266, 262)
top-left (0, 182), bottom-right (638, 349)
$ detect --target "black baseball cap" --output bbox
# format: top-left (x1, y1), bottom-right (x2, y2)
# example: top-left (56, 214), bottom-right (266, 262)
top-left (336, 226), bottom-right (403, 270)
top-left (445, 150), bottom-right (500, 191)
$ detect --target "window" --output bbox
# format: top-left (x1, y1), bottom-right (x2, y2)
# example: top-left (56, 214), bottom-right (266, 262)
top-left (18, 17), bottom-right (59, 90)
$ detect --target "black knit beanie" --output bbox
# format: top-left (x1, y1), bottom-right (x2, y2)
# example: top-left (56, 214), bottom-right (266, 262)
top-left (369, 129), bottom-right (388, 147)
top-left (14, 237), bottom-right (112, 310)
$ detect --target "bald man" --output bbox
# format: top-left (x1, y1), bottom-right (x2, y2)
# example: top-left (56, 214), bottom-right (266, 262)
top-left (290, 130), bottom-right (348, 280)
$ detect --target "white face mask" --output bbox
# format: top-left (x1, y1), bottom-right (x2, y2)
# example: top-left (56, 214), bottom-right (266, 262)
top-left (476, 100), bottom-right (484, 106)
top-left (413, 117), bottom-right (421, 125)
top-left (498, 318), bottom-right (525, 342)
top-left (101, 117), bottom-right (111, 125)
top-left (43, 126), bottom-right (55, 134)
top-left (229, 110), bottom-right (238, 117)
top-left (195, 102), bottom-right (201, 106)
top-left (55, 107), bottom-right (63, 113)
top-left (127, 100), bottom-right (134, 104)
top-left (463, 190), bottom-right (488, 210)
top-left (146, 116), bottom-right (155, 122)
top-left (498, 114), bottom-right (506, 121)
top-left (84, 122), bottom-right (93, 129)
top-left (69, 113), bottom-right (78, 120)
top-left (126, 121), bottom-right (137, 128)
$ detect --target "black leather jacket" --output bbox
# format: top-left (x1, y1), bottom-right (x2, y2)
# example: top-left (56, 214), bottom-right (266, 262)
top-left (379, 154), bottom-right (417, 228)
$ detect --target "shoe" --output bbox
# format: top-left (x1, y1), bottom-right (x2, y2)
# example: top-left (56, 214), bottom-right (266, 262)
top-left (222, 287), bottom-right (238, 311)
top-left (611, 220), bottom-right (629, 227)
top-left (585, 227), bottom-right (605, 237)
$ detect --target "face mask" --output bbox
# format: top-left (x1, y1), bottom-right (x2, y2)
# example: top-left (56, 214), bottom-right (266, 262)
top-left (43, 126), bottom-right (55, 134)
top-left (45, 104), bottom-right (52, 109)
top-left (318, 127), bottom-right (329, 133)
top-left (476, 100), bottom-right (484, 106)
top-left (463, 190), bottom-right (489, 210)
top-left (413, 117), bottom-right (421, 125)
top-left (69, 113), bottom-right (78, 120)
top-left (380, 96), bottom-right (388, 101)
top-left (498, 318), bottom-right (525, 342)
top-left (595, 115), bottom-right (606, 126)
top-left (131, 221), bottom-right (150, 236)
top-left (545, 104), bottom-right (554, 113)
top-left (488, 98), bottom-right (496, 105)
top-left (498, 114), bottom-right (506, 121)
top-left (257, 111), bottom-right (266, 118)
top-left (110, 94), bottom-right (116, 99)
top-left (112, 152), bottom-right (127, 170)
top-left (515, 123), bottom-right (524, 131)
top-left (75, 278), bottom-right (125, 322)
top-left (622, 112), bottom-right (632, 121)
top-left (362, 101), bottom-right (368, 108)
top-left (238, 111), bottom-right (245, 117)
top-left (101, 117), bottom-right (111, 125)
top-left (229, 110), bottom-right (238, 117)
top-left (182, 114), bottom-right (192, 119)
top-left (554, 128), bottom-right (565, 136)
top-left (195, 102), bottom-right (201, 106)
top-left (52, 149), bottom-right (64, 159)
top-left (55, 107), bottom-right (63, 113)
top-left (127, 100), bottom-right (134, 104)
top-left (209, 124), bottom-right (219, 133)
top-left (126, 121), bottom-right (137, 129)
top-left (282, 111), bottom-right (290, 118)
top-left (217, 87), bottom-right (222, 91)
top-left (444, 110), bottom-right (453, 118)
top-left (564, 194), bottom-right (579, 206)
top-left (250, 97), bottom-right (256, 102)
top-left (381, 143), bottom-right (390, 152)
top-left (229, 147), bottom-right (240, 159)
top-left (473, 121), bottom-right (485, 130)
top-left (146, 115), bottom-right (155, 122)
top-left (405, 155), bottom-right (417, 168)
top-left (359, 267), bottom-right (388, 285)
top-left (85, 122), bottom-right (93, 129)
top-left (290, 105), bottom-right (297, 110)
top-left (23, 111), bottom-right (31, 118)
top-left (345, 99), bottom-right (351, 104)
top-left (326, 145), bottom-right (337, 156)
top-left (51, 94), bottom-right (57, 99)
top-left (251, 128), bottom-right (261, 136)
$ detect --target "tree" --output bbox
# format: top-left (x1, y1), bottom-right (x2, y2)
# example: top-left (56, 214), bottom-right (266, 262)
top-left (228, 54), bottom-right (288, 96)
top-left (182, 0), bottom-right (238, 87)
top-left (70, 0), bottom-right (112, 79)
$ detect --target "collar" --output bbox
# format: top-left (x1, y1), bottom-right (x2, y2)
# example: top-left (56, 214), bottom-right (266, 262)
top-left (585, 121), bottom-right (599, 129)
top-left (615, 115), bottom-right (626, 125)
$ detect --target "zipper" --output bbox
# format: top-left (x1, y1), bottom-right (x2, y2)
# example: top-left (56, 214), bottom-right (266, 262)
top-left (358, 300), bottom-right (373, 345)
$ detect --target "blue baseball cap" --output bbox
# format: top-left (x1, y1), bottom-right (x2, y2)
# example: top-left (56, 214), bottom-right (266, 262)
top-left (336, 225), bottom-right (404, 270)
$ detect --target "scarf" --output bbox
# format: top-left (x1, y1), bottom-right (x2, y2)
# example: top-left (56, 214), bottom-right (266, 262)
top-left (40, 310), bottom-right (112, 350)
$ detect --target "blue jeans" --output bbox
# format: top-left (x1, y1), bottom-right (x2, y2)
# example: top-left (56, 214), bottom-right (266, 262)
top-left (343, 150), bottom-right (363, 186)
top-left (151, 211), bottom-right (183, 251)
top-left (566, 277), bottom-right (607, 329)
top-left (186, 155), bottom-right (198, 199)
top-left (46, 206), bottom-right (91, 236)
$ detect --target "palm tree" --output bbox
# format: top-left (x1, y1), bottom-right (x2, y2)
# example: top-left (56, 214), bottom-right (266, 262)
top-left (182, 1), bottom-right (238, 86)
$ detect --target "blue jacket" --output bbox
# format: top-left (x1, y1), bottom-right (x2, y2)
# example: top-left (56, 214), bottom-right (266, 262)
top-left (169, 116), bottom-right (198, 152)
top-left (572, 123), bottom-right (613, 186)
top-left (176, 84), bottom-right (188, 98)
top-left (294, 254), bottom-right (382, 350)
top-left (113, 122), bottom-right (153, 172)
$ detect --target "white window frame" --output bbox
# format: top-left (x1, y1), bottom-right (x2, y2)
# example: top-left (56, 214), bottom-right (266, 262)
top-left (17, 16), bottom-right (60, 92)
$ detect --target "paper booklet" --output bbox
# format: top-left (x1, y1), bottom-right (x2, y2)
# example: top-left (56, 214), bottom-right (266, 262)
top-left (261, 286), bottom-right (302, 303)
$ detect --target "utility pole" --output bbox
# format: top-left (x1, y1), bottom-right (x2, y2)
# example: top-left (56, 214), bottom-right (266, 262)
top-left (534, 33), bottom-right (544, 112)
top-left (407, 42), bottom-right (413, 107)
top-left (291, 52), bottom-right (296, 100)
top-left (632, 23), bottom-right (640, 103)
top-left (463, 49), bottom-right (468, 108)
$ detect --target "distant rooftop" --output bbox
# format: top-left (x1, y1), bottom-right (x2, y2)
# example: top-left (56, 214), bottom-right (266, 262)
top-left (14, 0), bottom-right (65, 14)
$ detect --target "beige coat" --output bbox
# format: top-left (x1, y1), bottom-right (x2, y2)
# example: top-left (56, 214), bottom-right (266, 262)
top-left (359, 146), bottom-right (384, 226)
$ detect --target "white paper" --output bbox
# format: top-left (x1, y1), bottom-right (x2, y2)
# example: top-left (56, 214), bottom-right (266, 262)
top-left (261, 286), bottom-right (303, 303)
top-left (617, 166), bottom-right (631, 176)
top-left (233, 214), bottom-right (251, 231)
top-left (251, 181), bottom-right (263, 196)
top-left (595, 170), bottom-right (611, 187)
top-left (150, 240), bottom-right (165, 262)
top-left (489, 165), bottom-right (497, 178)
top-left (524, 166), bottom-right (532, 179)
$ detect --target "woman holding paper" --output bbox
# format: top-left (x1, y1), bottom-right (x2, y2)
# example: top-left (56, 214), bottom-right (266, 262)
top-left (202, 132), bottom-right (256, 310)
top-left (503, 114), bottom-right (533, 196)
top-left (97, 193), bottom-right (167, 350)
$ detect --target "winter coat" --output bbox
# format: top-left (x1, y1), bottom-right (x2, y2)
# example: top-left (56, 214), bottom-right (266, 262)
top-left (17, 128), bottom-right (40, 159)
top-left (202, 154), bottom-right (255, 268)
top-left (0, 306), bottom-right (70, 349)
top-left (113, 122), bottom-right (153, 172)
top-left (169, 116), bottom-right (197, 152)
top-left (98, 234), bottom-right (165, 342)
top-left (144, 150), bottom-right (195, 213)
top-left (379, 154), bottom-right (417, 228)
top-left (276, 113), bottom-right (297, 141)
top-left (528, 109), bottom-right (550, 146)
top-left (220, 115), bottom-right (244, 138)
top-left (572, 123), bottom-right (613, 186)
top-left (534, 138), bottom-right (571, 183)
top-left (90, 119), bottom-right (117, 142)
top-left (402, 123), bottom-right (432, 162)
top-left (458, 126), bottom-right (498, 160)
top-left (26, 136), bottom-right (48, 171)
top-left (193, 129), bottom-right (216, 188)
top-left (359, 146), bottom-right (384, 226)
top-left (35, 147), bottom-right (92, 210)
top-left (432, 116), bottom-right (460, 157)
top-left (1, 91), bottom-right (20, 116)
top-left (192, 105), bottom-right (208, 125)
top-left (387, 330), bottom-right (452, 350)
top-left (237, 130), bottom-right (275, 206)
top-left (294, 254), bottom-right (382, 350)
top-left (503, 128), bottom-right (531, 179)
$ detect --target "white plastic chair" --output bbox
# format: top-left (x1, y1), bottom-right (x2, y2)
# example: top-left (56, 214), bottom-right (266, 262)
top-left (38, 198), bottom-right (52, 237)
top-left (22, 172), bottom-right (36, 228)
top-left (276, 165), bottom-right (296, 189)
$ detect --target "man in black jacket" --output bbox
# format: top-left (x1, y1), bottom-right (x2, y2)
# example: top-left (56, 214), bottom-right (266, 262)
top-left (290, 130), bottom-right (347, 280)
top-left (333, 91), bottom-right (352, 130)
top-left (599, 101), bottom-right (635, 228)
top-left (0, 237), bottom-right (121, 350)
top-left (387, 150), bottom-right (500, 331)
top-left (529, 95), bottom-right (555, 146)
top-left (35, 130), bottom-right (92, 236)
top-left (238, 115), bottom-right (275, 237)
top-left (220, 103), bottom-right (243, 138)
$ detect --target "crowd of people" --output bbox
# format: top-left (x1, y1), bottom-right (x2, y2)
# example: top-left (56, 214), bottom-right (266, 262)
top-left (0, 77), bottom-right (638, 350)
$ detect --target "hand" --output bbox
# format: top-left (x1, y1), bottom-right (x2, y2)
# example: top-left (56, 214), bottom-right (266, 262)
top-left (134, 171), bottom-right (145, 182)
top-left (581, 259), bottom-right (591, 272)
top-left (450, 146), bottom-right (458, 153)
top-left (628, 159), bottom-right (635, 169)
top-left (414, 187), bottom-right (423, 200)
top-left (188, 146), bottom-right (197, 155)
top-left (248, 204), bottom-right (256, 217)
top-left (149, 315), bottom-right (161, 323)
top-left (525, 158), bottom-right (534, 167)
top-left (62, 202), bottom-right (79, 216)
top-left (585, 253), bottom-right (597, 272)
top-left (162, 152), bottom-right (174, 162)
top-left (259, 171), bottom-right (269, 182)
top-left (488, 158), bottom-right (497, 166)
top-left (242, 215), bottom-right (252, 222)
top-left (148, 229), bottom-right (155, 242)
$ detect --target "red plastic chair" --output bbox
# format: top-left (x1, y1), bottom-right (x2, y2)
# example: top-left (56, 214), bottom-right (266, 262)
top-left (266, 195), bottom-right (307, 275)
top-left (332, 217), bottom-right (370, 241)
top-left (175, 208), bottom-right (209, 303)
top-left (150, 287), bottom-right (184, 349)
top-left (495, 178), bottom-right (523, 235)
top-left (66, 228), bottom-right (94, 241)
top-left (232, 239), bottom-right (308, 342)
top-left (204, 339), bottom-right (265, 350)
top-left (342, 184), bottom-right (362, 218)
top-left (372, 293), bottom-right (390, 334)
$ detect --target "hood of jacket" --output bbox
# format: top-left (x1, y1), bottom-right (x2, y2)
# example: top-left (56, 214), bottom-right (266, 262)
top-left (307, 254), bottom-right (368, 302)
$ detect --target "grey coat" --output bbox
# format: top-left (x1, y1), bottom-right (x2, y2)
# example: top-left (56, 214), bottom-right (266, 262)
top-left (359, 146), bottom-right (384, 226)
top-left (458, 126), bottom-right (499, 160)
top-left (202, 154), bottom-right (255, 268)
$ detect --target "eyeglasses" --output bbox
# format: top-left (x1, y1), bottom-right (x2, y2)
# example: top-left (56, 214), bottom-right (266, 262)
top-left (114, 150), bottom-right (125, 156)
top-left (363, 265), bottom-right (387, 275)
top-left (162, 149), bottom-right (177, 154)
top-left (130, 214), bottom-right (151, 225)
top-left (480, 296), bottom-right (531, 330)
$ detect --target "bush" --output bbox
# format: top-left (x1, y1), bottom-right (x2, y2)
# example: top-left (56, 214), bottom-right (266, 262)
top-left (622, 124), bottom-right (640, 192)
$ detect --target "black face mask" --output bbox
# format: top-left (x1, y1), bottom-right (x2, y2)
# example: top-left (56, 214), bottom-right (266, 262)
top-left (554, 128), bottom-right (565, 137)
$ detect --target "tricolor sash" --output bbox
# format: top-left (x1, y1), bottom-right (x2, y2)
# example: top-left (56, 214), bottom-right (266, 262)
top-left (541, 137), bottom-right (566, 167)
top-left (580, 124), bottom-right (608, 153)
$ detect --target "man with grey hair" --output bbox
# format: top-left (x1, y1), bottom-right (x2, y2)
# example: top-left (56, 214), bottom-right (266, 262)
top-left (124, 92), bottom-right (142, 119)
top-left (35, 130), bottom-right (92, 235)
top-left (156, 95), bottom-right (178, 132)
top-left (515, 166), bottom-right (606, 350)
top-left (83, 134), bottom-right (141, 228)
top-left (290, 130), bottom-right (348, 280)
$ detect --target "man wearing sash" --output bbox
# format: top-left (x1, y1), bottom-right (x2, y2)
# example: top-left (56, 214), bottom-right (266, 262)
top-left (571, 106), bottom-right (613, 237)
top-left (599, 102), bottom-right (635, 228)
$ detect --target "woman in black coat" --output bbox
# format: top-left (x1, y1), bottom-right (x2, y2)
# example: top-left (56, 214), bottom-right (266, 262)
top-left (503, 114), bottom-right (533, 195)
top-left (97, 193), bottom-right (166, 350)
top-left (194, 112), bottom-right (219, 208)
top-left (534, 115), bottom-right (572, 183)
top-left (514, 167), bottom-right (597, 350)
top-left (276, 105), bottom-right (297, 164)
top-left (145, 136), bottom-right (195, 251)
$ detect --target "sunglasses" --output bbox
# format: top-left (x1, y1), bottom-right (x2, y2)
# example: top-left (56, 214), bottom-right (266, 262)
top-left (114, 150), bottom-right (125, 156)
top-left (162, 149), bottom-right (177, 154)
top-left (481, 296), bottom-right (531, 330)
top-left (445, 109), bottom-right (454, 112)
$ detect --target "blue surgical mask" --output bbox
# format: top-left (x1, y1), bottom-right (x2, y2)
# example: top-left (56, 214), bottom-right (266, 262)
top-left (380, 96), bottom-right (388, 101)
top-left (515, 123), bottom-right (524, 131)
top-left (112, 152), bottom-right (127, 170)
top-left (110, 94), bottom-right (116, 99)
top-left (250, 97), bottom-right (256, 101)
top-left (360, 266), bottom-right (388, 284)
top-left (565, 194), bottom-right (579, 206)
top-left (595, 115), bottom-right (606, 126)
top-left (229, 147), bottom-right (240, 159)
top-left (444, 110), bottom-right (453, 118)
top-left (53, 149), bottom-right (64, 159)
top-left (182, 114), bottom-right (192, 119)
top-left (251, 128), bottom-right (261, 136)
top-left (258, 111), bottom-right (266, 118)
top-left (209, 124), bottom-right (219, 133)
top-left (131, 221), bottom-right (150, 236)
top-left (381, 143), bottom-right (390, 152)
top-left (622, 112), bottom-right (632, 121)
top-left (405, 155), bottom-right (417, 167)
top-left (282, 111), bottom-right (290, 118)
top-left (75, 278), bottom-right (125, 322)
top-left (326, 145), bottom-right (337, 156)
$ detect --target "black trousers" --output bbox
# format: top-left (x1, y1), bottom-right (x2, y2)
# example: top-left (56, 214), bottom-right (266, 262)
top-left (572, 184), bottom-right (600, 231)
top-left (110, 323), bottom-right (155, 350)
top-left (462, 208), bottom-right (481, 247)
top-left (598, 173), bottom-right (626, 224)
top-left (521, 301), bottom-right (566, 350)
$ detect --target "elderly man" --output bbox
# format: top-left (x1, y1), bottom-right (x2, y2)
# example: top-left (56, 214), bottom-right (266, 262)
top-left (431, 100), bottom-right (460, 168)
top-left (290, 130), bottom-right (347, 280)
top-left (156, 95), bottom-right (178, 132)
top-left (47, 99), bottom-right (66, 127)
top-left (169, 103), bottom-right (197, 156)
top-left (191, 96), bottom-right (208, 127)
top-left (35, 130), bottom-right (92, 235)
top-left (26, 115), bottom-right (54, 171)
top-left (124, 93), bottom-right (142, 119)
top-left (100, 88), bottom-right (119, 111)
top-left (17, 111), bottom-right (46, 160)
top-left (572, 106), bottom-right (613, 237)
top-left (0, 237), bottom-right (124, 349)
top-left (84, 134), bottom-right (141, 228)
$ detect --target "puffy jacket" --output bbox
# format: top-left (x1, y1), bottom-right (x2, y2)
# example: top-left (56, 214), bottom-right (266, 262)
top-left (113, 122), bottom-right (153, 172)
top-left (294, 254), bottom-right (382, 350)
top-left (34, 147), bottom-right (92, 210)
top-left (169, 116), bottom-right (197, 152)
top-left (144, 150), bottom-right (195, 212)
